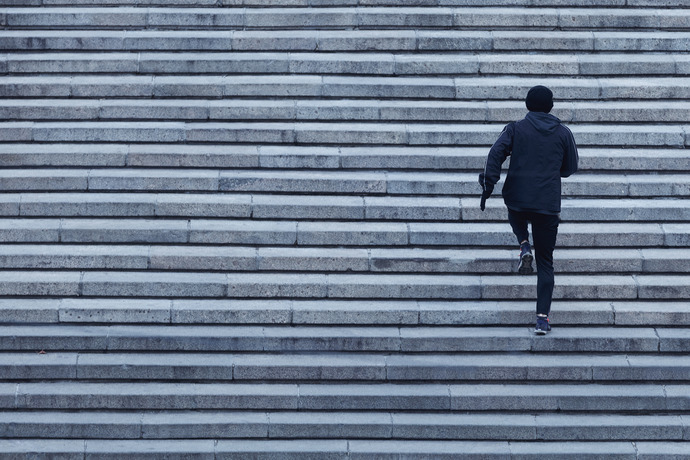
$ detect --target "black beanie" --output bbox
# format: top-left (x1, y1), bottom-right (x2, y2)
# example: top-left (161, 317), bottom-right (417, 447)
top-left (525, 85), bottom-right (554, 113)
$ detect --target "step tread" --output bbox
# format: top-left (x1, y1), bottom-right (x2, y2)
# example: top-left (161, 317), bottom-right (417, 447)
top-left (1, 244), bottom-right (689, 274)
top-left (0, 382), bottom-right (686, 412)
top-left (3, 7), bottom-right (688, 32)
top-left (3, 169), bottom-right (689, 198)
top-left (0, 410), bottom-right (686, 441)
top-left (1, 29), bottom-right (689, 52)
top-left (6, 51), bottom-right (690, 77)
top-left (2, 438), bottom-right (680, 460)
top-left (0, 323), bottom-right (685, 353)
top-left (3, 298), bottom-right (689, 326)
top-left (4, 99), bottom-right (690, 124)
top-left (2, 438), bottom-right (686, 459)
top-left (0, 218), bottom-right (685, 248)
top-left (3, 75), bottom-right (690, 101)
top-left (1, 144), bottom-right (687, 171)
top-left (3, 352), bottom-right (690, 381)
top-left (1, 121), bottom-right (688, 147)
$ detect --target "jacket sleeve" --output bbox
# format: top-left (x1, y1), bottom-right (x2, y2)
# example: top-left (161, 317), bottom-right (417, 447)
top-left (482, 122), bottom-right (514, 191)
top-left (560, 125), bottom-right (579, 178)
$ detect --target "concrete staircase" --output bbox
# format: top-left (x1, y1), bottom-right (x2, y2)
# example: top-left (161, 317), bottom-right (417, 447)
top-left (1, 0), bottom-right (690, 458)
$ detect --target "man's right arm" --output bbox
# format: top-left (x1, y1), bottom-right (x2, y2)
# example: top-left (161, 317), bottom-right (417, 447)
top-left (481, 122), bottom-right (515, 191)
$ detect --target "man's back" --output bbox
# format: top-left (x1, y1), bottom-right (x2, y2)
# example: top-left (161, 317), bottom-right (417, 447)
top-left (503, 111), bottom-right (578, 214)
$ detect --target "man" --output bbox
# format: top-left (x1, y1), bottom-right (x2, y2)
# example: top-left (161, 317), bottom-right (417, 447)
top-left (479, 85), bottom-right (579, 335)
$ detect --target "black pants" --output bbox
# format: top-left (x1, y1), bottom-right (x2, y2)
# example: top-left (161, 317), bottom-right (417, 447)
top-left (507, 209), bottom-right (560, 317)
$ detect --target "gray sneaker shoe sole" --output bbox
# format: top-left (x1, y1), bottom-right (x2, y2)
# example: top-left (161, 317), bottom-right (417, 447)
top-left (518, 252), bottom-right (534, 275)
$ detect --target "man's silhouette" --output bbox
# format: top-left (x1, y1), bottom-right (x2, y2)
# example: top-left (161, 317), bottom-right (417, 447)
top-left (480, 85), bottom-right (579, 335)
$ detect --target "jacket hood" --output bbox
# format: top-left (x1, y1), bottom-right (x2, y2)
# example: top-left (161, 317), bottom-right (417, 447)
top-left (526, 111), bottom-right (561, 135)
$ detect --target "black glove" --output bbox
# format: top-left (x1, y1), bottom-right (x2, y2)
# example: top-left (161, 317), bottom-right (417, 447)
top-left (480, 189), bottom-right (492, 212)
top-left (478, 172), bottom-right (493, 212)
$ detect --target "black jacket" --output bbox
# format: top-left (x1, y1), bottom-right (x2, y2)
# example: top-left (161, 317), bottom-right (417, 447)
top-left (482, 111), bottom-right (579, 214)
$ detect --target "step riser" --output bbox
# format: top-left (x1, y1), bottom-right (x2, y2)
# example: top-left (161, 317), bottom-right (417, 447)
top-left (5, 8), bottom-right (689, 31)
top-left (2, 31), bottom-right (689, 52)
top-left (0, 246), bottom-right (688, 274)
top-left (0, 219), bottom-right (685, 248)
top-left (0, 414), bottom-right (687, 441)
top-left (1, 145), bottom-right (687, 172)
top-left (0, 272), bottom-right (686, 302)
top-left (1, 325), bottom-right (685, 353)
top-left (3, 102), bottom-right (690, 124)
top-left (2, 358), bottom-right (690, 381)
top-left (0, 392), bottom-right (681, 412)
top-left (5, 199), bottom-right (690, 222)
top-left (4, 365), bottom-right (690, 382)
top-left (2, 173), bottom-right (688, 199)
top-left (2, 123), bottom-right (688, 148)
top-left (0, 0), bottom-right (683, 6)
top-left (2, 383), bottom-right (690, 412)
top-left (3, 78), bottom-right (690, 101)
top-left (3, 54), bottom-right (688, 77)
top-left (3, 300), bottom-right (687, 327)
top-left (0, 438), bottom-right (685, 460)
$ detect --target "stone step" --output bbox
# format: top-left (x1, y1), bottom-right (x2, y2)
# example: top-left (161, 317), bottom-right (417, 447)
top-left (4, 7), bottom-right (688, 30)
top-left (2, 30), bottom-right (690, 52)
top-left (0, 382), bottom-right (687, 412)
top-left (0, 439), bottom-right (686, 460)
top-left (2, 439), bottom-right (685, 460)
top-left (1, 122), bottom-right (688, 147)
top-left (1, 144), bottom-right (686, 172)
top-left (5, 52), bottom-right (690, 77)
top-left (4, 99), bottom-right (690, 124)
top-left (0, 0), bottom-right (681, 6)
top-left (0, 271), bottom-right (662, 301)
top-left (1, 244), bottom-right (689, 274)
top-left (1, 218), bottom-right (687, 247)
top-left (4, 194), bottom-right (690, 222)
top-left (0, 323), bottom-right (687, 352)
top-left (0, 410), bottom-right (687, 441)
top-left (3, 76), bottom-right (690, 101)
top-left (1, 271), bottom-right (687, 301)
top-left (468, 199), bottom-right (690, 222)
top-left (3, 298), bottom-right (688, 327)
top-left (2, 298), bottom-right (689, 327)
top-left (1, 170), bottom-right (688, 198)
top-left (2, 351), bottom-right (690, 381)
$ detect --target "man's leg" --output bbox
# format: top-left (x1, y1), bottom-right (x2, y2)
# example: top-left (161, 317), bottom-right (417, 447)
top-left (531, 213), bottom-right (560, 317)
top-left (508, 209), bottom-right (533, 274)
top-left (507, 209), bottom-right (529, 245)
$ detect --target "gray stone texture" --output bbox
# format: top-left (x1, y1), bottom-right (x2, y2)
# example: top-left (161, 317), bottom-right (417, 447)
top-left (85, 440), bottom-right (215, 459)
top-left (81, 272), bottom-right (227, 297)
top-left (2, 0), bottom-right (690, 453)
top-left (0, 439), bottom-right (86, 459)
top-left (171, 299), bottom-right (291, 325)
top-left (59, 298), bottom-right (171, 324)
top-left (0, 411), bottom-right (142, 439)
top-left (268, 411), bottom-right (392, 439)
top-left (190, 220), bottom-right (297, 245)
top-left (60, 218), bottom-right (188, 243)
top-left (0, 325), bottom-right (110, 351)
top-left (291, 300), bottom-right (419, 325)
top-left (232, 354), bottom-right (386, 381)
top-left (217, 440), bottom-right (348, 460)
top-left (391, 413), bottom-right (535, 440)
top-left (535, 414), bottom-right (684, 441)
top-left (0, 298), bottom-right (60, 323)
top-left (349, 440), bottom-right (511, 459)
